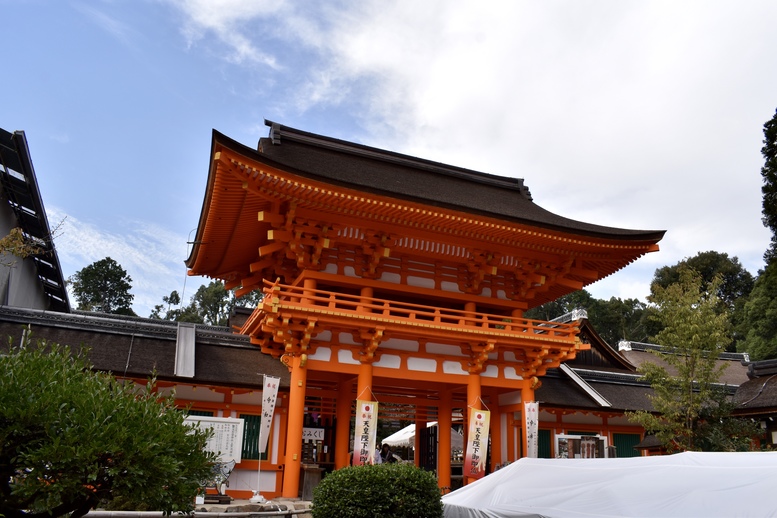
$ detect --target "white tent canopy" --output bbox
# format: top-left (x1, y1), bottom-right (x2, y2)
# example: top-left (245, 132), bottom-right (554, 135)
top-left (382, 422), bottom-right (464, 450)
top-left (442, 452), bottom-right (777, 518)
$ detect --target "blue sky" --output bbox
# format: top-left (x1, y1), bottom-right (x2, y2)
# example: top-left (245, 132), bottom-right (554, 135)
top-left (3, 0), bottom-right (777, 317)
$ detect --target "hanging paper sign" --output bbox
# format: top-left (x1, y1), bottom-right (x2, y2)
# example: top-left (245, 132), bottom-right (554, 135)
top-left (463, 408), bottom-right (490, 480)
top-left (352, 400), bottom-right (378, 466)
top-left (259, 375), bottom-right (280, 453)
top-left (524, 401), bottom-right (539, 458)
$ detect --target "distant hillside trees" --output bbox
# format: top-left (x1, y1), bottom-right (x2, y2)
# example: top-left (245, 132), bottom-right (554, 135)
top-left (526, 251), bottom-right (754, 352)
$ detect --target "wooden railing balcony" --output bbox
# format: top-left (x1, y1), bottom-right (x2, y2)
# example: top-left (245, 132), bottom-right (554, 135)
top-left (242, 280), bottom-right (582, 351)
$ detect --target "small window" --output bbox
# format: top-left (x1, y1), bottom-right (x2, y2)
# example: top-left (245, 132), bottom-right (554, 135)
top-left (240, 414), bottom-right (269, 460)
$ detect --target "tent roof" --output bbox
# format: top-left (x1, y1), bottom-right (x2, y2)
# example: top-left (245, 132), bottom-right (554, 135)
top-left (442, 452), bottom-right (777, 518)
top-left (383, 422), bottom-right (464, 450)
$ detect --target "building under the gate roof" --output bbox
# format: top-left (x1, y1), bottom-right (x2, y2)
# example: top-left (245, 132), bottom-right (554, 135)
top-left (184, 121), bottom-right (666, 498)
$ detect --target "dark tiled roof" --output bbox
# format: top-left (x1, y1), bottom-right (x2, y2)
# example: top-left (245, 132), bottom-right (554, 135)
top-left (216, 122), bottom-right (665, 242)
top-left (537, 369), bottom-right (654, 412)
top-left (734, 375), bottom-right (777, 411)
top-left (619, 341), bottom-right (750, 386)
top-left (0, 306), bottom-right (289, 389)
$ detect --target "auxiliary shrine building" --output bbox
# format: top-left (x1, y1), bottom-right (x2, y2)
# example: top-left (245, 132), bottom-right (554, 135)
top-left (184, 122), bottom-right (666, 498)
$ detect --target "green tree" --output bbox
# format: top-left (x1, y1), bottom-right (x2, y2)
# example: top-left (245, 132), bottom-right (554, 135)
top-left (650, 251), bottom-right (754, 351)
top-left (69, 257), bottom-right (135, 315)
top-left (738, 260), bottom-right (777, 360)
top-left (524, 290), bottom-right (597, 321)
top-left (0, 335), bottom-right (215, 518)
top-left (150, 282), bottom-right (264, 325)
top-left (526, 290), bottom-right (652, 345)
top-left (626, 267), bottom-right (756, 452)
top-left (760, 108), bottom-right (777, 262)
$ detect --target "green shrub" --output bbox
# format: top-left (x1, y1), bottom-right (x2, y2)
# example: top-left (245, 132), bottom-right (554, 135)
top-left (312, 463), bottom-right (443, 518)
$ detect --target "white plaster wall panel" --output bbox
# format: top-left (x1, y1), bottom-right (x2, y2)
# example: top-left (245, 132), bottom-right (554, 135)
top-left (309, 347), bottom-right (332, 361)
top-left (440, 281), bottom-right (462, 293)
top-left (232, 391), bottom-right (264, 405)
top-left (379, 272), bottom-right (401, 283)
top-left (381, 338), bottom-right (419, 352)
top-left (504, 366), bottom-right (524, 380)
top-left (338, 348), bottom-right (359, 364)
top-left (426, 342), bottom-right (465, 356)
top-left (163, 384), bottom-right (225, 403)
top-left (482, 365), bottom-right (499, 378)
top-left (374, 354), bottom-right (401, 369)
top-left (315, 330), bottom-right (332, 342)
top-left (338, 332), bottom-right (359, 345)
top-left (407, 357), bottom-right (437, 372)
top-left (443, 360), bottom-right (468, 375)
top-left (406, 276), bottom-right (435, 289)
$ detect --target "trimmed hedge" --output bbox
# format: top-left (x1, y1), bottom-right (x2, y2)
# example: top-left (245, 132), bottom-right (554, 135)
top-left (312, 462), bottom-right (443, 518)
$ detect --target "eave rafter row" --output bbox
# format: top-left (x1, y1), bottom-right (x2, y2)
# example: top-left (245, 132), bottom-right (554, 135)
top-left (215, 150), bottom-right (657, 260)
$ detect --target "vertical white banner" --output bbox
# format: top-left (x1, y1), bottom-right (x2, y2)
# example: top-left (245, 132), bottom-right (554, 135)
top-left (524, 401), bottom-right (539, 458)
top-left (463, 408), bottom-right (490, 480)
top-left (352, 400), bottom-right (378, 466)
top-left (259, 375), bottom-right (280, 453)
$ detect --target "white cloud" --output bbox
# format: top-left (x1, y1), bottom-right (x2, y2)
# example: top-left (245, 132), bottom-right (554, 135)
top-left (165, 0), bottom-right (283, 67)
top-left (164, 0), bottom-right (777, 304)
top-left (48, 207), bottom-right (206, 317)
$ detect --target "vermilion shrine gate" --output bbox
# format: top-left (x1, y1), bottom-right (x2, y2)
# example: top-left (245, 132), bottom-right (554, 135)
top-left (185, 122), bottom-right (664, 498)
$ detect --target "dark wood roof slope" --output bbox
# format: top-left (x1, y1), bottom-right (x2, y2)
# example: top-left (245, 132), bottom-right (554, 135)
top-left (0, 129), bottom-right (69, 312)
top-left (0, 306), bottom-right (290, 389)
top-left (219, 121), bottom-right (665, 242)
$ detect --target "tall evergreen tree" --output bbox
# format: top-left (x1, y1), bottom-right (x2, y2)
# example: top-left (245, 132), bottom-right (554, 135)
top-left (69, 257), bottom-right (135, 315)
top-left (761, 108), bottom-right (777, 262)
top-left (738, 260), bottom-right (777, 360)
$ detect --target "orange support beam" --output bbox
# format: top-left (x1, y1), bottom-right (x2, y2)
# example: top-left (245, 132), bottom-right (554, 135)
top-left (282, 354), bottom-right (307, 498)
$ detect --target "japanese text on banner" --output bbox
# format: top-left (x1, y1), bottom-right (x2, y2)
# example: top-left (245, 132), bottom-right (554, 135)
top-left (463, 408), bottom-right (490, 480)
top-left (259, 375), bottom-right (280, 454)
top-left (352, 400), bottom-right (378, 466)
top-left (524, 401), bottom-right (539, 458)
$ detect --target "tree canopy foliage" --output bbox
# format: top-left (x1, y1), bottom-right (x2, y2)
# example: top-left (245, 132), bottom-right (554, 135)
top-left (738, 260), bottom-right (777, 360)
top-left (650, 251), bottom-right (754, 351)
top-left (525, 250), bottom-right (756, 353)
top-left (150, 280), bottom-right (263, 326)
top-left (626, 268), bottom-right (759, 452)
top-left (0, 335), bottom-right (215, 518)
top-left (525, 290), bottom-right (653, 345)
top-left (69, 257), bottom-right (135, 315)
top-left (761, 108), bottom-right (777, 263)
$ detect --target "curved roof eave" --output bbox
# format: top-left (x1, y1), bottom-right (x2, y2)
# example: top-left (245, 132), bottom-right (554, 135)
top-left (220, 123), bottom-right (665, 243)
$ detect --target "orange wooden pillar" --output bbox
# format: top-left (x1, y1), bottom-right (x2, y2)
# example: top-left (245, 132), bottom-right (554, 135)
top-left (437, 390), bottom-right (452, 490)
top-left (282, 353), bottom-right (307, 498)
top-left (335, 377), bottom-right (353, 469)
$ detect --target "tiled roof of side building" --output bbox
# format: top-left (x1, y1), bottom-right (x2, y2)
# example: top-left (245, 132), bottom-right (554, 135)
top-left (0, 306), bottom-right (290, 389)
top-left (618, 340), bottom-right (751, 387)
top-left (215, 122), bottom-right (665, 242)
